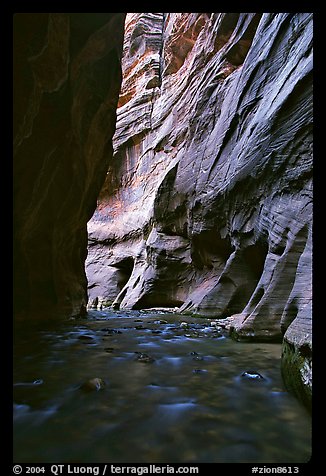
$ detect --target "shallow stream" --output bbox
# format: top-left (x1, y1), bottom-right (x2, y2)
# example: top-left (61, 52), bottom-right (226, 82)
top-left (13, 310), bottom-right (311, 463)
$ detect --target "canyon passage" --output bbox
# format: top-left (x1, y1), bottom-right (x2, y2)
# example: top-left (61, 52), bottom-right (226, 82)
top-left (13, 13), bottom-right (312, 463)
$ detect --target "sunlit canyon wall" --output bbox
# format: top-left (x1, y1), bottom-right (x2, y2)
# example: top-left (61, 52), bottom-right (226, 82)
top-left (86, 13), bottom-right (313, 408)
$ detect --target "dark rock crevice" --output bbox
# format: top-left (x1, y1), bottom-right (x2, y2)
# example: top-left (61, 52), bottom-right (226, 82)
top-left (191, 230), bottom-right (233, 270)
top-left (224, 13), bottom-right (263, 67)
top-left (112, 256), bottom-right (135, 291)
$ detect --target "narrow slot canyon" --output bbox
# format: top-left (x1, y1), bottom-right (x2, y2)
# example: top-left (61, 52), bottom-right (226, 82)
top-left (13, 13), bottom-right (312, 464)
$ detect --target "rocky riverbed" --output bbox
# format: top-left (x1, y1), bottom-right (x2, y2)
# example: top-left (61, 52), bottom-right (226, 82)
top-left (13, 310), bottom-right (311, 463)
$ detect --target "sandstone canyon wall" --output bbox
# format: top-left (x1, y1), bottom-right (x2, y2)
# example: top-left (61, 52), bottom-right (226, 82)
top-left (86, 13), bottom-right (313, 408)
top-left (14, 13), bottom-right (126, 318)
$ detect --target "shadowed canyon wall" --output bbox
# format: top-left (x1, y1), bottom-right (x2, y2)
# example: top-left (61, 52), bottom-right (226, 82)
top-left (86, 13), bottom-right (313, 408)
top-left (13, 13), bottom-right (126, 318)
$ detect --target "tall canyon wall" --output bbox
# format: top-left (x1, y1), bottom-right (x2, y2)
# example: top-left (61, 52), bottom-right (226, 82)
top-left (13, 13), bottom-right (126, 318)
top-left (86, 13), bottom-right (313, 408)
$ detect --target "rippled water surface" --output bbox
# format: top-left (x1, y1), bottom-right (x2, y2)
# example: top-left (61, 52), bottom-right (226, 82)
top-left (13, 310), bottom-right (311, 463)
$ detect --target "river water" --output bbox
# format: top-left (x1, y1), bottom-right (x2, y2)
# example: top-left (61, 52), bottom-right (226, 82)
top-left (13, 310), bottom-right (311, 463)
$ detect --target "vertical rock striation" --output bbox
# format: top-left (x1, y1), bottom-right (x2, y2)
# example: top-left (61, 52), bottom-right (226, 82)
top-left (86, 12), bottom-right (312, 408)
top-left (13, 13), bottom-right (126, 319)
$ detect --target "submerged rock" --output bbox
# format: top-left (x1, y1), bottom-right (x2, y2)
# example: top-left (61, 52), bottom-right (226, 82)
top-left (78, 335), bottom-right (94, 341)
top-left (14, 379), bottom-right (44, 387)
top-left (80, 378), bottom-right (106, 392)
top-left (210, 322), bottom-right (223, 332)
top-left (241, 371), bottom-right (265, 380)
top-left (134, 352), bottom-right (156, 363)
top-left (184, 332), bottom-right (200, 338)
top-left (103, 329), bottom-right (122, 335)
top-left (211, 333), bottom-right (222, 338)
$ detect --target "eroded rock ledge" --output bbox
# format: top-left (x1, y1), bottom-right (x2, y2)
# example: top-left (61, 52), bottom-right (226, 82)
top-left (86, 13), bottom-right (312, 408)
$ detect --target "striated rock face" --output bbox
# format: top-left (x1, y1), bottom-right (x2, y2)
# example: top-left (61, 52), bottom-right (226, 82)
top-left (86, 13), bottom-right (312, 407)
top-left (13, 13), bottom-right (126, 319)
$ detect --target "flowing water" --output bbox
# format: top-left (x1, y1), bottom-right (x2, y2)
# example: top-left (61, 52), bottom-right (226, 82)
top-left (13, 310), bottom-right (311, 463)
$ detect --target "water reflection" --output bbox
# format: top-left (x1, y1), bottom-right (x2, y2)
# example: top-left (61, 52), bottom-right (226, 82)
top-left (13, 310), bottom-right (311, 463)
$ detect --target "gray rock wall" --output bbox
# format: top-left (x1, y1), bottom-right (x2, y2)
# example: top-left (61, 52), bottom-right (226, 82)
top-left (86, 13), bottom-right (313, 408)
